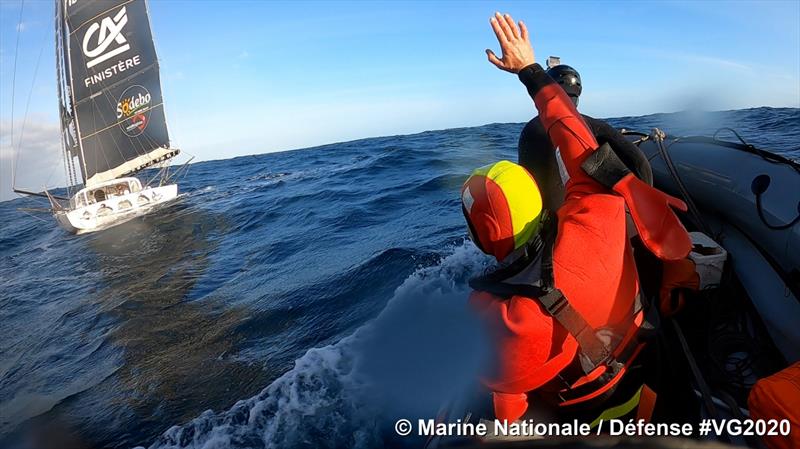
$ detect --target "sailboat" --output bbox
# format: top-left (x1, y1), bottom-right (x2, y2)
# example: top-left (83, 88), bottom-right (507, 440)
top-left (13, 0), bottom-right (182, 234)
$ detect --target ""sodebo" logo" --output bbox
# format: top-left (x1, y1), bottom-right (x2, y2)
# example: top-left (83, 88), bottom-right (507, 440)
top-left (116, 85), bottom-right (152, 137)
top-left (82, 6), bottom-right (130, 69)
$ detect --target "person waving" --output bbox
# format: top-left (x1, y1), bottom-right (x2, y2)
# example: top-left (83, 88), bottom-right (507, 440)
top-left (463, 12), bottom-right (694, 423)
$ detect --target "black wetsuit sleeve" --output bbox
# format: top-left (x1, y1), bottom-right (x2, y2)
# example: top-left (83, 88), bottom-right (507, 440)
top-left (587, 116), bottom-right (654, 186)
top-left (518, 117), bottom-right (563, 212)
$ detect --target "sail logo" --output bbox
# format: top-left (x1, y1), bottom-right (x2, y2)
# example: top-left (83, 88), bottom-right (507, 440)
top-left (116, 85), bottom-right (152, 137)
top-left (83, 6), bottom-right (130, 69)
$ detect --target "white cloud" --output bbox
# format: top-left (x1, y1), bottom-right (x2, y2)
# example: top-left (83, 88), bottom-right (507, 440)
top-left (640, 47), bottom-right (754, 73)
top-left (0, 120), bottom-right (60, 159)
top-left (15, 22), bottom-right (26, 32)
top-left (0, 119), bottom-right (65, 201)
top-left (679, 53), bottom-right (753, 72)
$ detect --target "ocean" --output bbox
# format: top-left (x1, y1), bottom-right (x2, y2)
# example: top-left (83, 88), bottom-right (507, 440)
top-left (1, 107), bottom-right (798, 449)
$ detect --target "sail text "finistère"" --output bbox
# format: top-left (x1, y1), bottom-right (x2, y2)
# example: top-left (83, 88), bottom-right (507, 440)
top-left (84, 55), bottom-right (141, 88)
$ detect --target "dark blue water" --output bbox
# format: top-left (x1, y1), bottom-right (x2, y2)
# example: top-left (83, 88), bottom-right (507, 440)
top-left (1, 107), bottom-right (798, 449)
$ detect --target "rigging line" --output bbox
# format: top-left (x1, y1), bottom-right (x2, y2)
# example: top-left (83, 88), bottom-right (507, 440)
top-left (90, 104), bottom-right (113, 180)
top-left (93, 74), bottom-right (157, 161)
top-left (97, 87), bottom-right (166, 172)
top-left (19, 29), bottom-right (50, 184)
top-left (19, 207), bottom-right (50, 224)
top-left (56, 4), bottom-right (75, 194)
top-left (10, 0), bottom-right (26, 189)
top-left (86, 47), bottom-right (165, 165)
top-left (146, 0), bottom-right (173, 151)
top-left (62, 6), bottom-right (89, 185)
top-left (59, 133), bottom-right (71, 193)
top-left (79, 102), bottom-right (166, 139)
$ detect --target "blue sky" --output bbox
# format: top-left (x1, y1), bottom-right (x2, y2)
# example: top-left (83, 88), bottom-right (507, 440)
top-left (1, 0), bottom-right (799, 199)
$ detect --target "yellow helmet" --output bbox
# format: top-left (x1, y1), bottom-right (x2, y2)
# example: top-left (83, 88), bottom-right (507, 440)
top-left (461, 160), bottom-right (543, 261)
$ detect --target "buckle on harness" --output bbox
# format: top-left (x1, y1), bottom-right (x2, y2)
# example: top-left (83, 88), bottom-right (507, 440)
top-left (543, 292), bottom-right (568, 316)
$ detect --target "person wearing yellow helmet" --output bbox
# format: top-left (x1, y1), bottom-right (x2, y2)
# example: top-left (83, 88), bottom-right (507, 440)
top-left (461, 12), bottom-right (699, 424)
top-left (461, 160), bottom-right (544, 263)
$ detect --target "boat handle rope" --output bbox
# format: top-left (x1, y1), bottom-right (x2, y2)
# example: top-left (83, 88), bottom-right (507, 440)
top-left (713, 127), bottom-right (753, 147)
top-left (751, 174), bottom-right (800, 231)
top-left (712, 127), bottom-right (800, 230)
top-left (714, 127), bottom-right (800, 174)
top-left (651, 128), bottom-right (714, 236)
top-left (652, 128), bottom-right (799, 232)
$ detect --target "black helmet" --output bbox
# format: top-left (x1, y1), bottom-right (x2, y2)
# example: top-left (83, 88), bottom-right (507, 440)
top-left (546, 65), bottom-right (582, 105)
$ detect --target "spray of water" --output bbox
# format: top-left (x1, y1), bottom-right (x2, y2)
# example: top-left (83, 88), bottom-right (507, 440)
top-left (142, 243), bottom-right (491, 449)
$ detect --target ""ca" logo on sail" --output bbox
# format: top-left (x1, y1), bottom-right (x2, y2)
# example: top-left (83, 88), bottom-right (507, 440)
top-left (82, 6), bottom-right (130, 69)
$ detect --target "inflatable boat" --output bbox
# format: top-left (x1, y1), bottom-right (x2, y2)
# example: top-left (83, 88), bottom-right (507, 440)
top-left (428, 129), bottom-right (799, 449)
top-left (630, 129), bottom-right (799, 363)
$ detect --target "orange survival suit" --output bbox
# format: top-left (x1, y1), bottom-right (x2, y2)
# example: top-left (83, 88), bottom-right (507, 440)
top-left (469, 63), bottom-right (695, 422)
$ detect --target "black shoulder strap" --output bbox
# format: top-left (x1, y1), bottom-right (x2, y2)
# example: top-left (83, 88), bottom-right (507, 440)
top-left (470, 279), bottom-right (617, 374)
top-left (537, 288), bottom-right (612, 371)
top-left (468, 230), bottom-right (546, 291)
top-left (467, 208), bottom-right (642, 375)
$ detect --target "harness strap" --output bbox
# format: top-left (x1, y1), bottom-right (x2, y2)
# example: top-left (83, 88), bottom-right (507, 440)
top-left (555, 290), bottom-right (656, 403)
top-left (537, 288), bottom-right (612, 370)
top-left (468, 193), bottom-right (661, 403)
top-left (471, 278), bottom-right (654, 403)
top-left (469, 279), bottom-right (652, 396)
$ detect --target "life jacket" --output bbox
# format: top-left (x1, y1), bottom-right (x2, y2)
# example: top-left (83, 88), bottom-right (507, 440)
top-left (748, 362), bottom-right (800, 449)
top-left (469, 198), bottom-right (661, 407)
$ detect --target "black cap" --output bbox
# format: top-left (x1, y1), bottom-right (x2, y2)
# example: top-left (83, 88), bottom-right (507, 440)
top-left (546, 65), bottom-right (582, 105)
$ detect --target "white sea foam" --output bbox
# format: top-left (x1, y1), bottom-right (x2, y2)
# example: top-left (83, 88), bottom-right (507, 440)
top-left (142, 243), bottom-right (491, 449)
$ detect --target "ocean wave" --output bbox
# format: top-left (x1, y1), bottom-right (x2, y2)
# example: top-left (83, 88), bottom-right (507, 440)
top-left (2, 108), bottom-right (797, 448)
top-left (141, 243), bottom-right (490, 449)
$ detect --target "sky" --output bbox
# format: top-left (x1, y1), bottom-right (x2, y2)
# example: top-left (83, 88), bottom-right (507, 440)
top-left (1, 0), bottom-right (799, 200)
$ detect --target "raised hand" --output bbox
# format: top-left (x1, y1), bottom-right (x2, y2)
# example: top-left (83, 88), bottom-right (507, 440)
top-left (486, 12), bottom-right (535, 74)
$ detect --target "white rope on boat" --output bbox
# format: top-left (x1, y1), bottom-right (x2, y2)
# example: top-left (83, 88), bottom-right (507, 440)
top-left (10, 0), bottom-right (26, 190)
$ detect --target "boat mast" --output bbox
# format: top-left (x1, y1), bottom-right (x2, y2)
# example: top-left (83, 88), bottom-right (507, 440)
top-left (57, 0), bottom-right (88, 188)
top-left (55, 0), bottom-right (74, 193)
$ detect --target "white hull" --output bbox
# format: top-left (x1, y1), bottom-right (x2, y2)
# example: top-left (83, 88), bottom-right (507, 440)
top-left (55, 184), bottom-right (178, 234)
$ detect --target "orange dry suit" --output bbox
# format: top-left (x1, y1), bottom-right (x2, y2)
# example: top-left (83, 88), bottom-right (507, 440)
top-left (469, 63), bottom-right (694, 422)
top-left (748, 362), bottom-right (800, 449)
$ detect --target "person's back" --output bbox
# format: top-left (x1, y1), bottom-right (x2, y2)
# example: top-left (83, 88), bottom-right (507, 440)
top-left (466, 12), bottom-right (695, 423)
top-left (518, 64), bottom-right (652, 212)
top-left (468, 98), bottom-right (643, 421)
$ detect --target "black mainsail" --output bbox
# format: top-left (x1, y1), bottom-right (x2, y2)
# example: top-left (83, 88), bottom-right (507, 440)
top-left (61, 0), bottom-right (177, 187)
